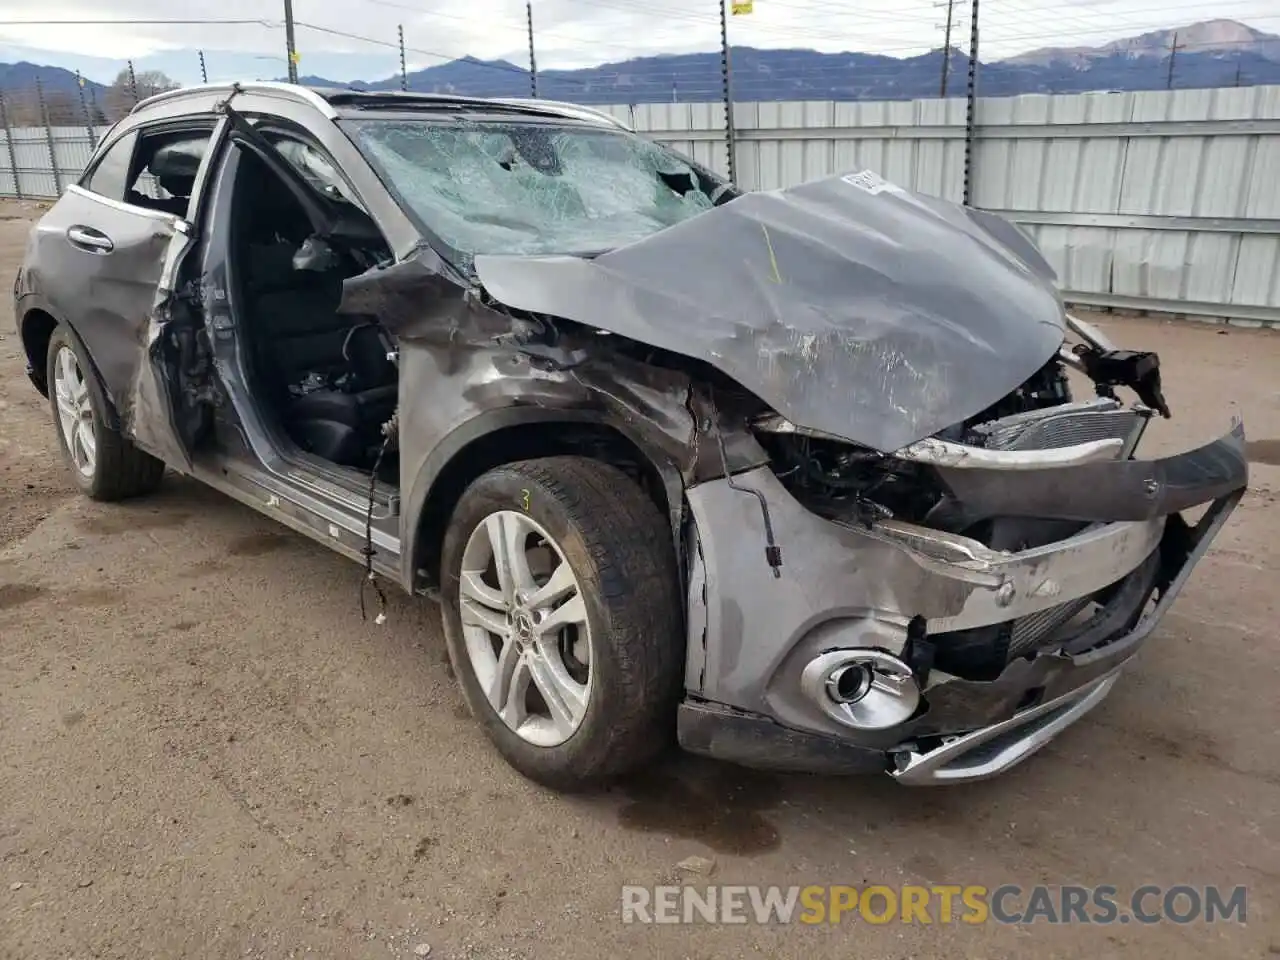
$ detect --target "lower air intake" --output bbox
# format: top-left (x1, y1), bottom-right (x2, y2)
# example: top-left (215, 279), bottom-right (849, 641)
top-left (972, 397), bottom-right (1144, 453)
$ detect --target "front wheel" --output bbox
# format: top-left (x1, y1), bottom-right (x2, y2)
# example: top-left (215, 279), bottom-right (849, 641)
top-left (440, 456), bottom-right (683, 791)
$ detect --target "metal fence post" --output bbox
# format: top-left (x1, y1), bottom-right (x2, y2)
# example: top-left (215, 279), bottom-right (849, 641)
top-left (719, 0), bottom-right (737, 185)
top-left (526, 3), bottom-right (538, 98)
top-left (962, 0), bottom-right (980, 206)
top-left (76, 71), bottom-right (98, 150)
top-left (36, 77), bottom-right (63, 195)
top-left (399, 25), bottom-right (408, 91)
top-left (0, 91), bottom-right (21, 199)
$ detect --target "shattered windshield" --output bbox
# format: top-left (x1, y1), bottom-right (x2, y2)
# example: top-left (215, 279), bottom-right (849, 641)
top-left (341, 118), bottom-right (720, 266)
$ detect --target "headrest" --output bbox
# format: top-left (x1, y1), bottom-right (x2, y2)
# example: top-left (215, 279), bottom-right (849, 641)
top-left (149, 138), bottom-right (207, 180)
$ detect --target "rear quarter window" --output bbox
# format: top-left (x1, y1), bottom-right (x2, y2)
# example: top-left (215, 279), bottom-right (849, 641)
top-left (81, 131), bottom-right (138, 202)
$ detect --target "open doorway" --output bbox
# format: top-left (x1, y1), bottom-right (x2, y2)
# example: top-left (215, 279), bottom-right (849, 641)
top-left (225, 142), bottom-right (398, 481)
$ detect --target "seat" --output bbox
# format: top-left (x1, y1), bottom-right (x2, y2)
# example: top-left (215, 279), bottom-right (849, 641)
top-left (127, 137), bottom-right (206, 217)
top-left (242, 241), bottom-right (397, 467)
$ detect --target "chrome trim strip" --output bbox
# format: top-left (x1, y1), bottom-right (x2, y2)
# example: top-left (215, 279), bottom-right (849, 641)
top-left (889, 670), bottom-right (1120, 785)
top-left (864, 516), bottom-right (1165, 632)
top-left (893, 435), bottom-right (1124, 469)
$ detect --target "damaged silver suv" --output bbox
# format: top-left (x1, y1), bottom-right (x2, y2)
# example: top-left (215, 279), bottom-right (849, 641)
top-left (14, 83), bottom-right (1248, 790)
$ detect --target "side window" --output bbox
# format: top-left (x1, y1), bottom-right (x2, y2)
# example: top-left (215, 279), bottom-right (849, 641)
top-left (126, 128), bottom-right (216, 220)
top-left (81, 131), bottom-right (139, 202)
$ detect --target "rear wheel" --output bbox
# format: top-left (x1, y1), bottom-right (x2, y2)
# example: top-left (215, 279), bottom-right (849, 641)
top-left (46, 325), bottom-right (164, 501)
top-left (440, 456), bottom-right (682, 790)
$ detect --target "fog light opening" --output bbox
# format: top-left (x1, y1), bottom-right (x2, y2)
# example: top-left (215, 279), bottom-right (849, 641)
top-left (801, 649), bottom-right (923, 731)
top-left (826, 664), bottom-right (873, 705)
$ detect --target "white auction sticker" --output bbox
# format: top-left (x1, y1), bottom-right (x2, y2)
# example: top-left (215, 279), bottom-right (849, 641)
top-left (840, 169), bottom-right (902, 195)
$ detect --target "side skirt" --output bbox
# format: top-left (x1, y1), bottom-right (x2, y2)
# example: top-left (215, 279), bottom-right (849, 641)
top-left (190, 459), bottom-right (405, 586)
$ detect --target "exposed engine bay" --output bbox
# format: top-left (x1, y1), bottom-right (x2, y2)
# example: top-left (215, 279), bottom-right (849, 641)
top-left (749, 338), bottom-right (1172, 681)
top-left (751, 346), bottom-right (1159, 529)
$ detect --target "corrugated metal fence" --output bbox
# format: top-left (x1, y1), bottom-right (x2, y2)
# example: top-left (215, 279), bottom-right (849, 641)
top-left (0, 124), bottom-right (105, 199)
top-left (2, 87), bottom-right (1278, 325)
top-left (601, 86), bottom-right (1280, 326)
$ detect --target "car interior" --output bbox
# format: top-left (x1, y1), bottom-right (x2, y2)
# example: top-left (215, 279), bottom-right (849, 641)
top-left (227, 143), bottom-right (399, 479)
top-left (128, 132), bottom-right (211, 217)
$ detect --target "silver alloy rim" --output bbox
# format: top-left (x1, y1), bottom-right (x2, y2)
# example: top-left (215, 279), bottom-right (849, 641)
top-left (458, 510), bottom-right (593, 747)
top-left (52, 345), bottom-right (96, 478)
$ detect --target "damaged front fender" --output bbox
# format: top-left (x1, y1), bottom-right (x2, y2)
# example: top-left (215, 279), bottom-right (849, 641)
top-left (336, 247), bottom-right (769, 588)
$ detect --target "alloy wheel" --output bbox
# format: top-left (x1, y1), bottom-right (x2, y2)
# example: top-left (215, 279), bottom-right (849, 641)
top-left (458, 510), bottom-right (593, 747)
top-left (52, 345), bottom-right (96, 478)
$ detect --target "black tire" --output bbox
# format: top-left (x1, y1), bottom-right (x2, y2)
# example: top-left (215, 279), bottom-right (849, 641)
top-left (440, 456), bottom-right (683, 791)
top-left (46, 324), bottom-right (165, 501)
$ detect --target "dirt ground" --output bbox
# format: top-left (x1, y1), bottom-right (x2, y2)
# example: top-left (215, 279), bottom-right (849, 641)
top-left (1, 200), bottom-right (1278, 960)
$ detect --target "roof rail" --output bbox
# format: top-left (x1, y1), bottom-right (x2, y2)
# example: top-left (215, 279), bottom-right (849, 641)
top-left (487, 98), bottom-right (633, 131)
top-left (319, 90), bottom-right (631, 128)
top-left (128, 83), bottom-right (631, 132)
top-left (131, 81), bottom-right (338, 118)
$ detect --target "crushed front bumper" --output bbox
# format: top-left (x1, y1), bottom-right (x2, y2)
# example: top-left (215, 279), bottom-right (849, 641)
top-left (676, 423), bottom-right (1247, 783)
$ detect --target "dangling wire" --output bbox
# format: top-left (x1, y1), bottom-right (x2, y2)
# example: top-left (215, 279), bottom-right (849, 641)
top-left (360, 411), bottom-right (398, 624)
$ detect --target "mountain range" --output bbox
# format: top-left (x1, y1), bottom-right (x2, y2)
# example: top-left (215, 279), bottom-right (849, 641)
top-left (2, 18), bottom-right (1278, 109)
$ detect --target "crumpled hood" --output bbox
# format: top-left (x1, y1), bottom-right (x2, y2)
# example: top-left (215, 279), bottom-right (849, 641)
top-left (474, 170), bottom-right (1066, 453)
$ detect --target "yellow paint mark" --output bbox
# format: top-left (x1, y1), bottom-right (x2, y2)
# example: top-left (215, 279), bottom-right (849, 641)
top-left (761, 224), bottom-right (782, 284)
top-left (520, 488), bottom-right (531, 512)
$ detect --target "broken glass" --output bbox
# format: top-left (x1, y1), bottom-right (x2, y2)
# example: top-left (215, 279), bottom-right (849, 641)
top-left (342, 118), bottom-right (717, 266)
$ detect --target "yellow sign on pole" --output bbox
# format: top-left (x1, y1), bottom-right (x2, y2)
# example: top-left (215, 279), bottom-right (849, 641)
top-left (732, 0), bottom-right (753, 14)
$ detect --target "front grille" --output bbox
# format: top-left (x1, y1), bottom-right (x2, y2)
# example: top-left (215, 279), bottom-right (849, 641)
top-left (972, 397), bottom-right (1143, 452)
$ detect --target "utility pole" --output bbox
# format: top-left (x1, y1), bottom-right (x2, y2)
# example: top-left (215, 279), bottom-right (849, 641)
top-left (199, 50), bottom-right (208, 84)
top-left (939, 0), bottom-right (955, 97)
top-left (1234, 63), bottom-right (1243, 87)
top-left (127, 60), bottom-right (139, 103)
top-left (526, 1), bottom-right (538, 97)
top-left (1166, 31), bottom-right (1181, 90)
top-left (962, 0), bottom-right (979, 206)
top-left (283, 0), bottom-right (299, 83)
top-left (398, 25), bottom-right (408, 91)
top-left (719, 0), bottom-right (737, 186)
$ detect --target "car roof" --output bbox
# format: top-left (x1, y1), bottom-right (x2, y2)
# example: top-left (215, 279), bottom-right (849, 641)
top-left (131, 82), bottom-right (633, 131)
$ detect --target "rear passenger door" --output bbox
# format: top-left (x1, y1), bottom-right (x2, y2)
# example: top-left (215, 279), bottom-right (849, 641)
top-left (31, 117), bottom-right (226, 469)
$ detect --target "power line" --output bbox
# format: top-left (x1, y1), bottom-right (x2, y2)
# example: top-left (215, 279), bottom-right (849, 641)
top-left (292, 20), bottom-right (594, 87)
top-left (0, 18), bottom-right (276, 26)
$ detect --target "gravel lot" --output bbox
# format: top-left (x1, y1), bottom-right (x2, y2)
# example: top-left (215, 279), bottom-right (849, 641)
top-left (1, 200), bottom-right (1278, 959)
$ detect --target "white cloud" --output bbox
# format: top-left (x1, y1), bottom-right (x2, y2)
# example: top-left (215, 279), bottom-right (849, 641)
top-left (0, 0), bottom-right (1276, 84)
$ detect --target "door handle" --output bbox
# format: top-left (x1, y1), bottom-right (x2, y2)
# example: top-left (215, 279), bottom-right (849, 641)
top-left (66, 225), bottom-right (114, 253)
